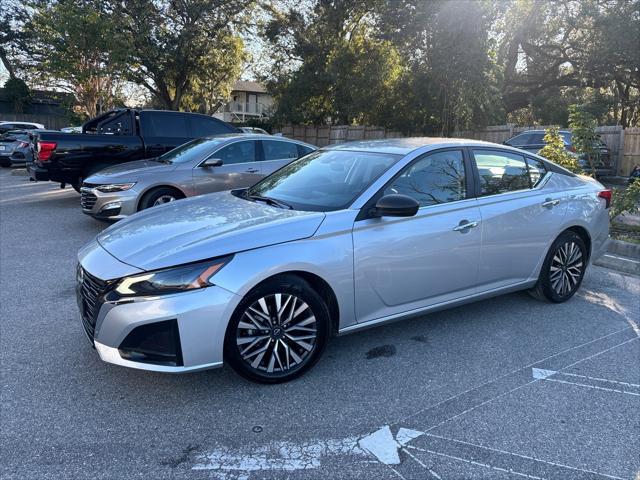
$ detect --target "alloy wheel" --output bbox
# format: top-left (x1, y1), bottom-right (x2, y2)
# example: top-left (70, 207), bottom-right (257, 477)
top-left (235, 293), bottom-right (318, 374)
top-left (550, 241), bottom-right (583, 296)
top-left (153, 195), bottom-right (176, 206)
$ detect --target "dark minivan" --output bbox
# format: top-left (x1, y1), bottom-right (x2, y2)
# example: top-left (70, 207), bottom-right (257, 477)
top-left (28, 109), bottom-right (240, 191)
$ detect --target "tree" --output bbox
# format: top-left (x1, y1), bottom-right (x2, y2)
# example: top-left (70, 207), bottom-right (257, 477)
top-left (28, 0), bottom-right (126, 117)
top-left (111, 0), bottom-right (254, 111)
top-left (2, 77), bottom-right (31, 113)
top-left (0, 0), bottom-right (32, 79)
top-left (568, 104), bottom-right (599, 174)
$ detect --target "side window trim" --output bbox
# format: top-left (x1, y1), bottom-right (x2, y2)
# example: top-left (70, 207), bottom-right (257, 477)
top-left (358, 147), bottom-right (470, 220)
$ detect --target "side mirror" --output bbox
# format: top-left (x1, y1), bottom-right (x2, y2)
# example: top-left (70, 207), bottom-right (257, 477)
top-left (371, 194), bottom-right (419, 218)
top-left (202, 158), bottom-right (223, 167)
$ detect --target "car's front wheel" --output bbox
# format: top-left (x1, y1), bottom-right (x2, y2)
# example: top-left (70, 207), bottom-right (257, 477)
top-left (139, 187), bottom-right (184, 211)
top-left (530, 230), bottom-right (587, 303)
top-left (224, 275), bottom-right (330, 383)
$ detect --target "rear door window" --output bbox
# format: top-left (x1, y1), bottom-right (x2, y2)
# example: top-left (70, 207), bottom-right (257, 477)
top-left (473, 149), bottom-right (531, 195)
top-left (190, 116), bottom-right (237, 137)
top-left (525, 157), bottom-right (547, 187)
top-left (213, 141), bottom-right (256, 165)
top-left (527, 133), bottom-right (545, 145)
top-left (263, 140), bottom-right (299, 161)
top-left (142, 112), bottom-right (189, 138)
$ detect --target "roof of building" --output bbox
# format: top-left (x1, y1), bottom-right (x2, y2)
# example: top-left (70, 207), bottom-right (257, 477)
top-left (231, 81), bottom-right (267, 93)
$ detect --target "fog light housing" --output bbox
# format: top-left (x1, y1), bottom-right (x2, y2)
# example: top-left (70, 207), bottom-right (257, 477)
top-left (118, 319), bottom-right (183, 366)
top-left (99, 201), bottom-right (122, 213)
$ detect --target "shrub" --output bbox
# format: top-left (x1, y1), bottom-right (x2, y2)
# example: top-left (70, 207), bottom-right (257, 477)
top-left (538, 126), bottom-right (581, 173)
top-left (611, 181), bottom-right (640, 220)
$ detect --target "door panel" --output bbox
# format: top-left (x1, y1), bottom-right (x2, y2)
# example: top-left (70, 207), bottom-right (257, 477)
top-left (472, 149), bottom-right (568, 289)
top-left (192, 141), bottom-right (262, 194)
top-left (352, 148), bottom-right (481, 323)
top-left (353, 200), bottom-right (482, 323)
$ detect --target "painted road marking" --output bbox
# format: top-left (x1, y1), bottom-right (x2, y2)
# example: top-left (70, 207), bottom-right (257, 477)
top-left (416, 433), bottom-right (628, 480)
top-left (531, 368), bottom-right (640, 397)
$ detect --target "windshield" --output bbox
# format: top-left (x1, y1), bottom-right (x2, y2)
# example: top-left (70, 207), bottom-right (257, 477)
top-left (157, 137), bottom-right (226, 164)
top-left (246, 149), bottom-right (401, 211)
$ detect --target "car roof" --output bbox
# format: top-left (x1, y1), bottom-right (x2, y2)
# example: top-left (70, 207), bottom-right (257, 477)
top-left (200, 133), bottom-right (316, 148)
top-left (513, 130), bottom-right (571, 135)
top-left (322, 137), bottom-right (510, 155)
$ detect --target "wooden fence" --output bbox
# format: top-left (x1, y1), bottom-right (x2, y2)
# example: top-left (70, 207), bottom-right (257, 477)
top-left (0, 113), bottom-right (70, 130)
top-left (279, 123), bottom-right (639, 176)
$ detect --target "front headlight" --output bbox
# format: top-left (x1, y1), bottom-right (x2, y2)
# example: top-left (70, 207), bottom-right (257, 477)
top-left (114, 256), bottom-right (232, 297)
top-left (95, 183), bottom-right (136, 193)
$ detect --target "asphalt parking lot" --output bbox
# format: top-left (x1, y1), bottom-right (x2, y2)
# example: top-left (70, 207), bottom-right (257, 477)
top-left (1, 167), bottom-right (639, 480)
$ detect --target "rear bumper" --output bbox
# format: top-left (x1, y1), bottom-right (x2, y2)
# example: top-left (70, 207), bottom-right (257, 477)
top-left (28, 164), bottom-right (50, 181)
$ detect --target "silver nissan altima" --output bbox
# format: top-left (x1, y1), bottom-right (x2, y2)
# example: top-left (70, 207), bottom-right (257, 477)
top-left (76, 138), bottom-right (610, 383)
top-left (80, 134), bottom-right (316, 220)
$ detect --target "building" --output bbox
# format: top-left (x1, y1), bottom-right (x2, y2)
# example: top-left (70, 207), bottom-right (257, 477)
top-left (213, 81), bottom-right (273, 123)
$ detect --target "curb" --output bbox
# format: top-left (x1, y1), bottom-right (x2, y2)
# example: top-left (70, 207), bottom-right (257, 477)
top-left (594, 239), bottom-right (640, 276)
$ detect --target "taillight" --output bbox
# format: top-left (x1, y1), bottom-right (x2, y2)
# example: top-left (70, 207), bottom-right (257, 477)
top-left (568, 145), bottom-right (576, 152)
top-left (598, 189), bottom-right (612, 209)
top-left (37, 141), bottom-right (57, 162)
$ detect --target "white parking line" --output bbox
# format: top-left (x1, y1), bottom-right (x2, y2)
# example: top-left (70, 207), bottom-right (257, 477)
top-left (543, 377), bottom-right (640, 397)
top-left (412, 433), bottom-right (628, 480)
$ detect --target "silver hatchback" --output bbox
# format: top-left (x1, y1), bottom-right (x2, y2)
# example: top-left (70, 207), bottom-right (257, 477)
top-left (80, 134), bottom-right (316, 219)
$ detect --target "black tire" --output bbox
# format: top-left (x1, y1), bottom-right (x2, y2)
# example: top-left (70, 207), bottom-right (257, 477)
top-left (0, 162), bottom-right (11, 168)
top-left (529, 230), bottom-right (587, 303)
top-left (224, 274), bottom-right (330, 383)
top-left (138, 187), bottom-right (184, 211)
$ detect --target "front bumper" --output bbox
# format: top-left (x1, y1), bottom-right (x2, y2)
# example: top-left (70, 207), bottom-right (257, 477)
top-left (80, 186), bottom-right (140, 220)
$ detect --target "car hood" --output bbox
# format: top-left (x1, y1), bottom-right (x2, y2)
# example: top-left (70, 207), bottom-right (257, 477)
top-left (96, 192), bottom-right (326, 271)
top-left (86, 159), bottom-right (175, 183)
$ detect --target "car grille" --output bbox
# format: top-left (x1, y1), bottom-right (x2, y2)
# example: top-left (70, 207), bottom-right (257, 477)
top-left (79, 268), bottom-right (110, 342)
top-left (80, 188), bottom-right (97, 210)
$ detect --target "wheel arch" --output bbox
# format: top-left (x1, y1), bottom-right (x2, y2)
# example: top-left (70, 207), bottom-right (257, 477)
top-left (564, 225), bottom-right (592, 263)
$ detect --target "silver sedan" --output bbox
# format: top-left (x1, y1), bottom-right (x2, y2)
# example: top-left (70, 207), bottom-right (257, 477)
top-left (80, 134), bottom-right (316, 219)
top-left (76, 138), bottom-right (610, 383)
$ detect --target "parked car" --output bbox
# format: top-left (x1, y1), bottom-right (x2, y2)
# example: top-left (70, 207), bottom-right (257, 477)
top-left (0, 121), bottom-right (45, 134)
top-left (76, 138), bottom-right (610, 383)
top-left (504, 129), bottom-right (611, 174)
top-left (28, 109), bottom-right (240, 191)
top-left (80, 134), bottom-right (316, 219)
top-left (0, 129), bottom-right (59, 167)
top-left (240, 126), bottom-right (270, 135)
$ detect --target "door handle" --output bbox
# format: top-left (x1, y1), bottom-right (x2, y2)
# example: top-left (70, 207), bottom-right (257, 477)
top-left (245, 168), bottom-right (259, 173)
top-left (541, 198), bottom-right (560, 208)
top-left (453, 221), bottom-right (479, 232)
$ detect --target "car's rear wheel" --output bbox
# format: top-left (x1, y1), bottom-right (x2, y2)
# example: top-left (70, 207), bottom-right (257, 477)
top-left (530, 230), bottom-right (587, 303)
top-left (139, 187), bottom-right (184, 211)
top-left (224, 275), bottom-right (330, 383)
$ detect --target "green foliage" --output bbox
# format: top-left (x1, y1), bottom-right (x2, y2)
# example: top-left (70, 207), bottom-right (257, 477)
top-left (611, 181), bottom-right (640, 220)
top-left (28, 0), bottom-right (126, 117)
top-left (3, 77), bottom-right (31, 113)
top-left (568, 105), bottom-right (599, 175)
top-left (113, 0), bottom-right (252, 111)
top-left (265, 0), bottom-right (503, 133)
top-left (538, 126), bottom-right (581, 173)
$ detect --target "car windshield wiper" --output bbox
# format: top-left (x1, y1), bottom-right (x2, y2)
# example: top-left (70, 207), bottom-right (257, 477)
top-left (247, 193), bottom-right (293, 210)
